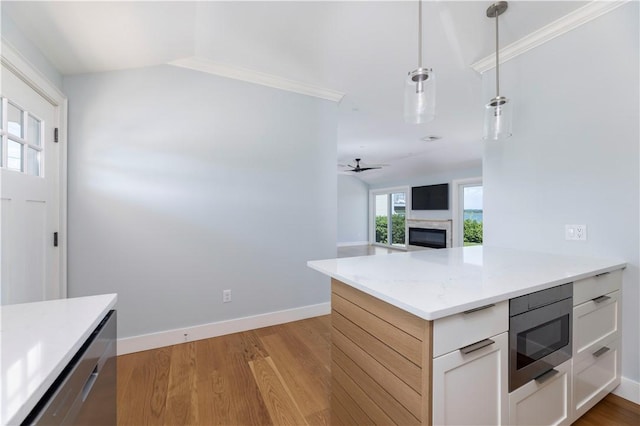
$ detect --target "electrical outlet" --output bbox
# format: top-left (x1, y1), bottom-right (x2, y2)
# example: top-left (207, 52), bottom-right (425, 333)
top-left (223, 289), bottom-right (232, 303)
top-left (565, 224), bottom-right (587, 241)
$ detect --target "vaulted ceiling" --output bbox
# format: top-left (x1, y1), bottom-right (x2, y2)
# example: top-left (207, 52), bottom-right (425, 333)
top-left (3, 1), bottom-right (593, 184)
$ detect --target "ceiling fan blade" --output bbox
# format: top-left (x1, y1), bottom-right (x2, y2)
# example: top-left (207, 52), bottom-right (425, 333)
top-left (356, 167), bottom-right (382, 171)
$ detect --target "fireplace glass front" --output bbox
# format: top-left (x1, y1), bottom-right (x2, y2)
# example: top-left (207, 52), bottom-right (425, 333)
top-left (408, 227), bottom-right (447, 249)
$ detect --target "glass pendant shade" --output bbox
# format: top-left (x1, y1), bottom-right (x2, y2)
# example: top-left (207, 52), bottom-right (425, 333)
top-left (484, 96), bottom-right (512, 140)
top-left (404, 67), bottom-right (435, 124)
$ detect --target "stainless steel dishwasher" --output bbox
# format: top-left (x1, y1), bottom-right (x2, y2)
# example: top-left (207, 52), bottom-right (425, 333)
top-left (22, 310), bottom-right (117, 426)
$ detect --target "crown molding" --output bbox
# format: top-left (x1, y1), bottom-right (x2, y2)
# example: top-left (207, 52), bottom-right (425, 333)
top-left (169, 56), bottom-right (344, 103)
top-left (471, 0), bottom-right (629, 73)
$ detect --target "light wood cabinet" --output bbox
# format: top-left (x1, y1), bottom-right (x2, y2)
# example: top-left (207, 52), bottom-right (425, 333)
top-left (432, 332), bottom-right (508, 425)
top-left (508, 359), bottom-right (572, 426)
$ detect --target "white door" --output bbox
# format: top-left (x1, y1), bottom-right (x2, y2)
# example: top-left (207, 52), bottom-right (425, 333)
top-left (1, 64), bottom-right (60, 304)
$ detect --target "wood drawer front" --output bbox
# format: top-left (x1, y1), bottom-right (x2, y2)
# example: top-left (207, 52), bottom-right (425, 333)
top-left (433, 301), bottom-right (508, 358)
top-left (508, 359), bottom-right (572, 426)
top-left (573, 269), bottom-right (622, 306)
top-left (572, 336), bottom-right (620, 420)
top-left (574, 290), bottom-right (619, 357)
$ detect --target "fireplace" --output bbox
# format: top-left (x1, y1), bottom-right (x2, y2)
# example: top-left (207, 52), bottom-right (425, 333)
top-left (409, 227), bottom-right (447, 249)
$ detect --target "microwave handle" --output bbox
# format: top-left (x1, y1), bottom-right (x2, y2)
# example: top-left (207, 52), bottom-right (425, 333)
top-left (534, 368), bottom-right (559, 384)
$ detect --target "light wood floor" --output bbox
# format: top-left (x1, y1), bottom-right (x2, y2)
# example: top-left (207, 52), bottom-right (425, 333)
top-left (118, 315), bottom-right (639, 425)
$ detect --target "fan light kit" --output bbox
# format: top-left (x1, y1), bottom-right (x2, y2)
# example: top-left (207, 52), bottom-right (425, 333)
top-left (484, 1), bottom-right (512, 140)
top-left (404, 0), bottom-right (435, 124)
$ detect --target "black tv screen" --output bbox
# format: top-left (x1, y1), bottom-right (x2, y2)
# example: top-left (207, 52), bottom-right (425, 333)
top-left (412, 184), bottom-right (449, 210)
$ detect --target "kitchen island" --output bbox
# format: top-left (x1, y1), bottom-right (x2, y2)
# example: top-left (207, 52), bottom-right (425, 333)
top-left (0, 294), bottom-right (117, 425)
top-left (308, 246), bottom-right (625, 425)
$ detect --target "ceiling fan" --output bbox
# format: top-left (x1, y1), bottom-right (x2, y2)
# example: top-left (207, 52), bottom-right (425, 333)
top-left (342, 158), bottom-right (384, 173)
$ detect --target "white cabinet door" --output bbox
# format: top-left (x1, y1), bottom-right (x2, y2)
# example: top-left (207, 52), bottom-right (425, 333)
top-left (433, 332), bottom-right (508, 425)
top-left (508, 359), bottom-right (572, 426)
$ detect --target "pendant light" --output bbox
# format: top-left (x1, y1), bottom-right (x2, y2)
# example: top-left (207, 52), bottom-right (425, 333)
top-left (404, 0), bottom-right (435, 124)
top-left (483, 1), bottom-right (512, 140)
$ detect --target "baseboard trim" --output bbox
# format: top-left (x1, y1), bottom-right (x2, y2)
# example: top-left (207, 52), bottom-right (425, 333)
top-left (117, 302), bottom-right (331, 355)
top-left (337, 241), bottom-right (369, 247)
top-left (613, 376), bottom-right (640, 404)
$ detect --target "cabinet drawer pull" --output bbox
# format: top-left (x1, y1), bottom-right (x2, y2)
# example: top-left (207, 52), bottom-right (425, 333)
top-left (592, 295), bottom-right (611, 303)
top-left (534, 368), bottom-right (559, 384)
top-left (463, 304), bottom-right (495, 314)
top-left (595, 272), bottom-right (610, 277)
top-left (459, 338), bottom-right (495, 355)
top-left (593, 346), bottom-right (611, 358)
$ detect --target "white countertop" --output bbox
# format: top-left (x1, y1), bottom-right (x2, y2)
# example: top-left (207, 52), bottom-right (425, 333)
top-left (0, 294), bottom-right (117, 425)
top-left (308, 246), bottom-right (625, 320)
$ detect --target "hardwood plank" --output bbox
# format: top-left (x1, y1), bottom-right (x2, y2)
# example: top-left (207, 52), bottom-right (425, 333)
top-left (332, 278), bottom-right (425, 340)
top-left (260, 331), bottom-right (330, 418)
top-left (333, 345), bottom-right (420, 425)
top-left (305, 407), bottom-right (331, 426)
top-left (164, 342), bottom-right (198, 426)
top-left (333, 309), bottom-right (422, 392)
top-left (195, 332), bottom-right (271, 426)
top-left (332, 327), bottom-right (422, 419)
top-left (420, 316), bottom-right (433, 426)
top-left (118, 346), bottom-right (172, 425)
top-left (574, 393), bottom-right (640, 426)
top-left (249, 356), bottom-right (308, 425)
top-left (332, 292), bottom-right (422, 365)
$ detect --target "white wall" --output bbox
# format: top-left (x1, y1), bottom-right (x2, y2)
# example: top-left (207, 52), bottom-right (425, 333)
top-left (369, 166), bottom-right (482, 221)
top-left (337, 175), bottom-right (368, 245)
top-left (1, 13), bottom-right (63, 91)
top-left (483, 2), bottom-right (639, 392)
top-left (63, 65), bottom-right (337, 338)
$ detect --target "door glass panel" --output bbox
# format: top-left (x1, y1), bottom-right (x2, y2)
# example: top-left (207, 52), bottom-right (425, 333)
top-left (8, 103), bottom-right (23, 138)
top-left (8, 140), bottom-right (23, 171)
top-left (463, 185), bottom-right (483, 246)
top-left (28, 114), bottom-right (41, 146)
top-left (391, 192), bottom-right (406, 246)
top-left (27, 147), bottom-right (41, 176)
top-left (375, 194), bottom-right (388, 244)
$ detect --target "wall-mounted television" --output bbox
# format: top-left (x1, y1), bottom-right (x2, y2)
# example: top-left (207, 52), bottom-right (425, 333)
top-left (412, 183), bottom-right (449, 210)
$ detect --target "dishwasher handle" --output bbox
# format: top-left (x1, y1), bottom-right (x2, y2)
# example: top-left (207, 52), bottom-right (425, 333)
top-left (81, 365), bottom-right (99, 402)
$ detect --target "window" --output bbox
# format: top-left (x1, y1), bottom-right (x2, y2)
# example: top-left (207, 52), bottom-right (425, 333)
top-left (371, 187), bottom-right (408, 248)
top-left (1, 97), bottom-right (44, 176)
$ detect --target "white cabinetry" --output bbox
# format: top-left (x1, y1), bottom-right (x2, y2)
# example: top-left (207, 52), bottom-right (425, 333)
top-left (433, 332), bottom-right (508, 425)
top-left (508, 359), bottom-right (572, 426)
top-left (571, 269), bottom-right (622, 421)
top-left (432, 302), bottom-right (508, 425)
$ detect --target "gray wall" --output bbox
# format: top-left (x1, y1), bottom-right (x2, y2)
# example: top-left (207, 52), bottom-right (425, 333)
top-left (483, 3), bottom-right (639, 385)
top-left (64, 65), bottom-right (337, 338)
top-left (337, 175), bottom-right (369, 244)
top-left (1, 12), bottom-right (63, 91)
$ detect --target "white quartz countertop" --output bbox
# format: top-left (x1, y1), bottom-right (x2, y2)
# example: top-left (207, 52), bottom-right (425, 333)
top-left (0, 294), bottom-right (117, 425)
top-left (308, 246), bottom-right (625, 321)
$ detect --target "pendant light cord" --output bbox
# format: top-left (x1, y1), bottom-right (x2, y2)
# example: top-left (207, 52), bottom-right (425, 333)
top-left (495, 8), bottom-right (500, 97)
top-left (418, 0), bottom-right (422, 68)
